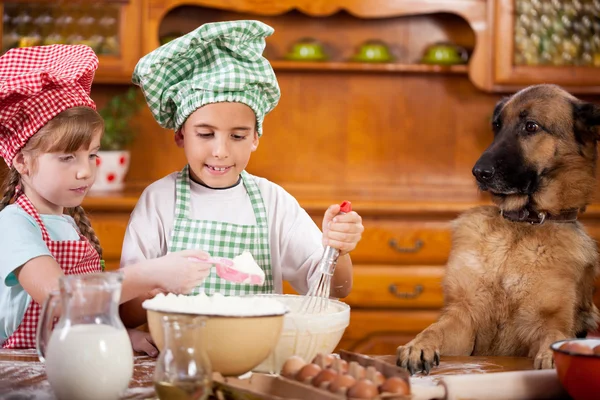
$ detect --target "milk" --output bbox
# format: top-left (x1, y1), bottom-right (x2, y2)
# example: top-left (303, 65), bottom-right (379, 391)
top-left (45, 324), bottom-right (133, 400)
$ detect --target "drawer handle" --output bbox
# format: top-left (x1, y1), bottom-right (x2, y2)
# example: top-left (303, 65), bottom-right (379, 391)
top-left (388, 238), bottom-right (424, 253)
top-left (388, 283), bottom-right (424, 299)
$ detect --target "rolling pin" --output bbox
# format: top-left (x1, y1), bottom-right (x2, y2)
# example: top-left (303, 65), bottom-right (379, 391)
top-left (411, 369), bottom-right (568, 400)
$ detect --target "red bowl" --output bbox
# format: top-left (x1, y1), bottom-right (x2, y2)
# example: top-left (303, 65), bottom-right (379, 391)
top-left (551, 339), bottom-right (600, 400)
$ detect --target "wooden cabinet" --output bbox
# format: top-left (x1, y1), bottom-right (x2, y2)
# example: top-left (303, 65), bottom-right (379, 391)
top-left (77, 0), bottom-right (600, 356)
top-left (0, 0), bottom-right (142, 83)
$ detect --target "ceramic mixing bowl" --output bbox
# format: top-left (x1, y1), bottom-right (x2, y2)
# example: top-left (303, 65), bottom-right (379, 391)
top-left (144, 296), bottom-right (287, 377)
top-left (551, 338), bottom-right (600, 400)
top-left (251, 294), bottom-right (350, 374)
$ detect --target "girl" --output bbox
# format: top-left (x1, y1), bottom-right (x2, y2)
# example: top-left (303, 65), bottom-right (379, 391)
top-left (120, 20), bottom-right (364, 354)
top-left (0, 44), bottom-right (217, 351)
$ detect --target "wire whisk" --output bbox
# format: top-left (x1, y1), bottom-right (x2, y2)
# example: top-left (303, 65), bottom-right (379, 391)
top-left (299, 201), bottom-right (352, 314)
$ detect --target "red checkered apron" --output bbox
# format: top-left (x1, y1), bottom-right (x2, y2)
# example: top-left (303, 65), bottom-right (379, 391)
top-left (2, 194), bottom-right (101, 348)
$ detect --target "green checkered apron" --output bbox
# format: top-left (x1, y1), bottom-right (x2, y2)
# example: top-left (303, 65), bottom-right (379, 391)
top-left (168, 165), bottom-right (274, 295)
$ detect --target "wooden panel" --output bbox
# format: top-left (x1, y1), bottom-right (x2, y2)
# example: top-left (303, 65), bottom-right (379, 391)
top-left (339, 332), bottom-right (420, 355)
top-left (88, 213), bottom-right (129, 261)
top-left (104, 260), bottom-right (120, 271)
top-left (346, 266), bottom-right (445, 309)
top-left (119, 74), bottom-right (502, 197)
top-left (336, 309), bottom-right (440, 355)
top-left (579, 221), bottom-right (600, 246)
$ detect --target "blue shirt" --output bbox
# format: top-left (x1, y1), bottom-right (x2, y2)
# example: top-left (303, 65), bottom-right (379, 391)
top-left (0, 204), bottom-right (80, 344)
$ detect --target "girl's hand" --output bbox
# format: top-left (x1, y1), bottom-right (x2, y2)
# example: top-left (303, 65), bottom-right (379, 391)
top-left (147, 249), bottom-right (213, 294)
top-left (322, 204), bottom-right (364, 256)
top-left (127, 328), bottom-right (158, 357)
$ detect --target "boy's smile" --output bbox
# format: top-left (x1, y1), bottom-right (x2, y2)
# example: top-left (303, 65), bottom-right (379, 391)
top-left (178, 102), bottom-right (259, 188)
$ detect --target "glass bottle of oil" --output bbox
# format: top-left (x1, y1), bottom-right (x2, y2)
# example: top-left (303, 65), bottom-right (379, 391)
top-left (153, 315), bottom-right (212, 400)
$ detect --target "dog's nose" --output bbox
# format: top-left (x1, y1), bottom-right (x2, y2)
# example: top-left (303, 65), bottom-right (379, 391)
top-left (472, 166), bottom-right (495, 181)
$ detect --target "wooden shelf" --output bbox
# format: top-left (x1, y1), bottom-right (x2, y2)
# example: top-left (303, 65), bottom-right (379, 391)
top-left (269, 60), bottom-right (469, 74)
top-left (82, 182), bottom-right (600, 220)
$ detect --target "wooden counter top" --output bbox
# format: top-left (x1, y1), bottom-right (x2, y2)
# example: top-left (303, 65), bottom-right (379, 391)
top-left (0, 349), bottom-right (559, 400)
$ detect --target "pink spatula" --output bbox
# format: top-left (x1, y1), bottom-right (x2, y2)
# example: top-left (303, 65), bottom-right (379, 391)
top-left (189, 256), bottom-right (265, 286)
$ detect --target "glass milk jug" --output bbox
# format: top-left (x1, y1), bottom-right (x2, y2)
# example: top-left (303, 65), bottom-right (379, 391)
top-left (154, 315), bottom-right (212, 400)
top-left (37, 272), bottom-right (134, 400)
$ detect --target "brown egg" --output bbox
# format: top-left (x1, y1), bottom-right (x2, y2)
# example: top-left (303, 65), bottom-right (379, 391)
top-left (295, 363), bottom-right (322, 383)
top-left (347, 379), bottom-right (379, 399)
top-left (328, 373), bottom-right (356, 394)
top-left (379, 377), bottom-right (410, 395)
top-left (594, 345), bottom-right (600, 355)
top-left (348, 361), bottom-right (366, 380)
top-left (280, 355), bottom-right (306, 378)
top-left (312, 368), bottom-right (338, 389)
top-left (560, 342), bottom-right (594, 355)
top-left (312, 353), bottom-right (335, 369)
top-left (365, 366), bottom-right (385, 386)
top-left (329, 358), bottom-right (349, 374)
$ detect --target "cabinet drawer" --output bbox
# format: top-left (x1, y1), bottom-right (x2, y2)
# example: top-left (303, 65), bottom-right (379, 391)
top-left (336, 309), bottom-right (440, 355)
top-left (312, 216), bottom-right (452, 265)
top-left (345, 265), bottom-right (445, 309)
top-left (88, 213), bottom-right (129, 261)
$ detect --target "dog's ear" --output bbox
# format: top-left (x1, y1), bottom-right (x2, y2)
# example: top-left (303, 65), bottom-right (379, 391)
top-left (573, 101), bottom-right (600, 143)
top-left (492, 97), bottom-right (509, 122)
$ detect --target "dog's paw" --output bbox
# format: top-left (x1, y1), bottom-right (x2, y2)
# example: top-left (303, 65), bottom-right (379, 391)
top-left (533, 349), bottom-right (555, 369)
top-left (396, 341), bottom-right (440, 375)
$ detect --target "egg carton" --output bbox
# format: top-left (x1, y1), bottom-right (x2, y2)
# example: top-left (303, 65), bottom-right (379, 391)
top-left (278, 351), bottom-right (412, 400)
top-left (212, 372), bottom-right (341, 400)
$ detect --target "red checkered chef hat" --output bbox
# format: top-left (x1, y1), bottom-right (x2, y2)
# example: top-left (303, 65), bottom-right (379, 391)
top-left (0, 44), bottom-right (99, 166)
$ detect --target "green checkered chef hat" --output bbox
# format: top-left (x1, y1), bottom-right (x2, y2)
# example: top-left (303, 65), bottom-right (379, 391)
top-left (132, 20), bottom-right (281, 135)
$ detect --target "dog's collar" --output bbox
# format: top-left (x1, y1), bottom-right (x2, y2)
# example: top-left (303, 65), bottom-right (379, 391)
top-left (500, 207), bottom-right (579, 225)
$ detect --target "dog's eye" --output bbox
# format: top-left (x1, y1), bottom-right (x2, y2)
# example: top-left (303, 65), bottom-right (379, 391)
top-left (525, 121), bottom-right (539, 133)
top-left (492, 121), bottom-right (501, 130)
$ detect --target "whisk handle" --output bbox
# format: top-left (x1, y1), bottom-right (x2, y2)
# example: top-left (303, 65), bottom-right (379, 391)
top-left (339, 201), bottom-right (352, 213)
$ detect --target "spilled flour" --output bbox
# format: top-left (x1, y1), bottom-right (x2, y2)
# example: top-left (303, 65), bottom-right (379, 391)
top-left (0, 351), bottom-right (157, 399)
top-left (408, 361), bottom-right (509, 400)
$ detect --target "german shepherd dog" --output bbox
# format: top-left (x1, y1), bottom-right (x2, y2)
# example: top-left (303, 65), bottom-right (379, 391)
top-left (397, 84), bottom-right (600, 374)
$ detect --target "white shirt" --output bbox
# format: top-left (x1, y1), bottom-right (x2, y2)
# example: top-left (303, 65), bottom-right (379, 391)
top-left (120, 172), bottom-right (325, 294)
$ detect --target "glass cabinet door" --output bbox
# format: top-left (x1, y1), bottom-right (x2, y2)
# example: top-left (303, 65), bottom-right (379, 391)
top-left (494, 0), bottom-right (600, 87)
top-left (513, 0), bottom-right (600, 67)
top-left (1, 1), bottom-right (141, 83)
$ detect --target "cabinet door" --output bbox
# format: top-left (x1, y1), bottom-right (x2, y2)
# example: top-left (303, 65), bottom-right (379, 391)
top-left (494, 0), bottom-right (600, 88)
top-left (336, 310), bottom-right (441, 355)
top-left (88, 212), bottom-right (129, 266)
top-left (1, 1), bottom-right (141, 84)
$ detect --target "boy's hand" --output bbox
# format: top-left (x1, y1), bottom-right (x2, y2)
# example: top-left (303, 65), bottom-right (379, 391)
top-left (128, 329), bottom-right (158, 357)
top-left (322, 204), bottom-right (364, 256)
top-left (148, 249), bottom-right (213, 294)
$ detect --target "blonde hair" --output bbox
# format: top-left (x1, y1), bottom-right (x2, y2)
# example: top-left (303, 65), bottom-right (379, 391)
top-left (0, 107), bottom-right (105, 258)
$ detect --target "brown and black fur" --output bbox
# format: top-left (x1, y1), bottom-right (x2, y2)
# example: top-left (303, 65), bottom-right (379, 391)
top-left (396, 84), bottom-right (600, 374)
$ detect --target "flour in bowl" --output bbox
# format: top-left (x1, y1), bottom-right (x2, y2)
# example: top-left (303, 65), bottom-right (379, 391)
top-left (142, 292), bottom-right (288, 317)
